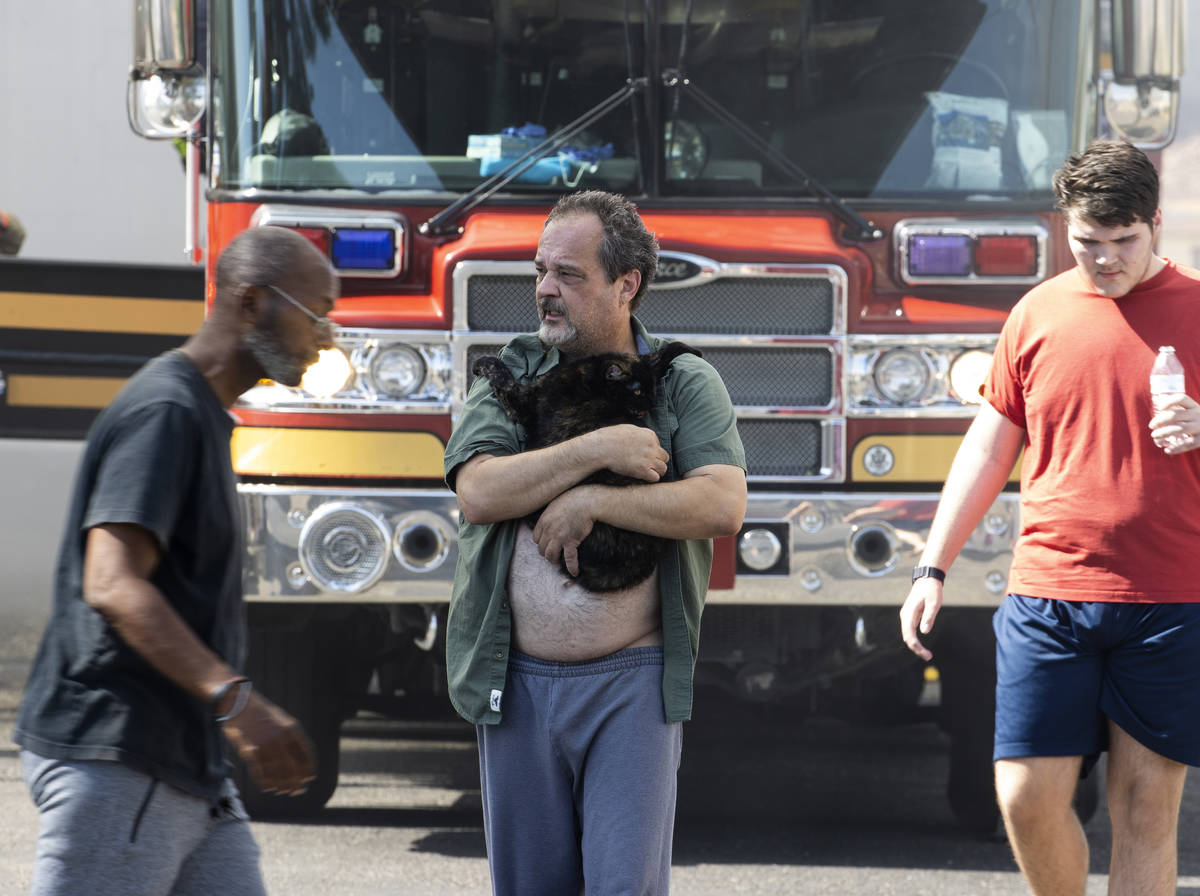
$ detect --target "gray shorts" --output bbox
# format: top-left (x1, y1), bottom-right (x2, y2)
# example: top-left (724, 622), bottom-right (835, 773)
top-left (477, 646), bottom-right (682, 896)
top-left (20, 750), bottom-right (265, 896)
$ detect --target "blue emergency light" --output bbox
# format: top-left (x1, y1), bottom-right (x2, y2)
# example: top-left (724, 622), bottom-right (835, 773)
top-left (331, 228), bottom-right (396, 272)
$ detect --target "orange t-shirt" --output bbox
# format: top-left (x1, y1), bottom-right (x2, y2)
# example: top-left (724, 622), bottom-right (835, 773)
top-left (982, 261), bottom-right (1200, 601)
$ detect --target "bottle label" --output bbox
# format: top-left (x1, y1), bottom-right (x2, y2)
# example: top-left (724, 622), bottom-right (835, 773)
top-left (1150, 374), bottom-right (1185, 394)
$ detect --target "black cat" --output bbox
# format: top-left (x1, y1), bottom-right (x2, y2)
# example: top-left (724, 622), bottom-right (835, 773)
top-left (472, 341), bottom-right (701, 592)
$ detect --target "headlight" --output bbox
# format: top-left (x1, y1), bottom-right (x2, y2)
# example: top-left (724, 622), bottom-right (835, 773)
top-left (873, 349), bottom-right (931, 404)
top-left (949, 350), bottom-right (992, 404)
top-left (369, 345), bottom-right (426, 399)
top-left (300, 347), bottom-right (354, 398)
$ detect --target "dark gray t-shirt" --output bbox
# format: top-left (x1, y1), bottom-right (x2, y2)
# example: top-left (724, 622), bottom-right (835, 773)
top-left (14, 351), bottom-right (244, 799)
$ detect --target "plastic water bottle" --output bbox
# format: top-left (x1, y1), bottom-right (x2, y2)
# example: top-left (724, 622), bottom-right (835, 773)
top-left (1150, 345), bottom-right (1188, 449)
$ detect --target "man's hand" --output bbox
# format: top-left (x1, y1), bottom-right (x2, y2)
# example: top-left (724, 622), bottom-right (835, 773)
top-left (899, 578), bottom-right (943, 662)
top-left (532, 485), bottom-right (598, 576)
top-left (1150, 393), bottom-right (1199, 454)
top-left (220, 691), bottom-right (317, 795)
top-left (593, 425), bottom-right (668, 482)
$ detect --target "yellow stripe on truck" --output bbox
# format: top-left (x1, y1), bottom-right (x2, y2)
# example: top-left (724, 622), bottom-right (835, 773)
top-left (0, 292), bottom-right (203, 334)
top-left (852, 434), bottom-right (1021, 483)
top-left (6, 374), bottom-right (126, 408)
top-left (232, 428), bottom-right (447, 478)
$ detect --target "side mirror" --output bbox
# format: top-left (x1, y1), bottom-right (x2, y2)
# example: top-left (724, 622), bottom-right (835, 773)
top-left (1105, 0), bottom-right (1185, 148)
top-left (133, 0), bottom-right (196, 73)
top-left (1110, 0), bottom-right (1184, 83)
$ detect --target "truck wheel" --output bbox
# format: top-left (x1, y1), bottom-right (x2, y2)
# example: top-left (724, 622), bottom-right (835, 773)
top-left (936, 609), bottom-right (1001, 836)
top-left (231, 619), bottom-right (350, 818)
top-left (946, 713), bottom-right (1000, 836)
top-left (1072, 768), bottom-right (1100, 825)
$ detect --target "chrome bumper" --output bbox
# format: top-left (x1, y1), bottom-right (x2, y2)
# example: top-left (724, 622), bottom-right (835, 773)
top-left (240, 485), bottom-right (1016, 608)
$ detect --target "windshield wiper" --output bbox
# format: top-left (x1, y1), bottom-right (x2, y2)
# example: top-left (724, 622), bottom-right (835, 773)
top-left (663, 69), bottom-right (883, 243)
top-left (420, 78), bottom-right (648, 237)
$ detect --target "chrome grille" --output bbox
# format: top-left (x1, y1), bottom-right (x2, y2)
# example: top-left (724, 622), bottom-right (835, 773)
top-left (465, 275), bottom-right (538, 331)
top-left (702, 346), bottom-right (833, 408)
top-left (737, 420), bottom-right (824, 478)
top-left (642, 278), bottom-right (834, 335)
top-left (452, 259), bottom-right (847, 483)
top-left (462, 273), bottom-right (836, 335)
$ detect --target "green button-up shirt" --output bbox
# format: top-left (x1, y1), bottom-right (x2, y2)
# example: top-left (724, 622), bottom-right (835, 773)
top-left (443, 318), bottom-right (746, 724)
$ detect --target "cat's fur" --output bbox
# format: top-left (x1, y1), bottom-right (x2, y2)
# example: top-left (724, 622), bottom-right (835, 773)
top-left (472, 341), bottom-right (701, 592)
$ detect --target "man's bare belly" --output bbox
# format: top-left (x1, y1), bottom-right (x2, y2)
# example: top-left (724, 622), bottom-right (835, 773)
top-left (507, 522), bottom-right (662, 661)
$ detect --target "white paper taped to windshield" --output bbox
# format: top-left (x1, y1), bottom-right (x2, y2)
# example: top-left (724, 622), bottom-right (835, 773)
top-left (924, 91), bottom-right (1009, 191)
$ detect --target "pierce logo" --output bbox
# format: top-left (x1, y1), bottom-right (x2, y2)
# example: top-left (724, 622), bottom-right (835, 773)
top-left (654, 254), bottom-right (704, 284)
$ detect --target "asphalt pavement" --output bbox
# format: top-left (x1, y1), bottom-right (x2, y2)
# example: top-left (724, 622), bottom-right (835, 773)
top-left (4, 612), bottom-right (1200, 896)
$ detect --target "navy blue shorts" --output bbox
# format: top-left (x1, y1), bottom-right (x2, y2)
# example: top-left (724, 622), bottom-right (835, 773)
top-left (994, 595), bottom-right (1200, 767)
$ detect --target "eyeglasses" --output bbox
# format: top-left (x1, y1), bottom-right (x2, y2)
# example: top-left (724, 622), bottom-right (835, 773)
top-left (265, 284), bottom-right (335, 336)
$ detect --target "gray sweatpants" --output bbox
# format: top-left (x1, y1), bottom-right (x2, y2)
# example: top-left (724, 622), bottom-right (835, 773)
top-left (21, 750), bottom-right (266, 896)
top-left (476, 646), bottom-right (683, 896)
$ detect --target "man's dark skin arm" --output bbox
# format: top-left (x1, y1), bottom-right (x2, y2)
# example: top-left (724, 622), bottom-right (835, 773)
top-left (82, 523), bottom-right (316, 795)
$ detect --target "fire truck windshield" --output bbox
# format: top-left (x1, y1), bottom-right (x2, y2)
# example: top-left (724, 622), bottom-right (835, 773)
top-left (210, 0), bottom-right (1081, 202)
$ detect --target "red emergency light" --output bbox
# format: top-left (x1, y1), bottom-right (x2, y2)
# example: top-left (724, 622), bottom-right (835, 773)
top-left (896, 219), bottom-right (1046, 285)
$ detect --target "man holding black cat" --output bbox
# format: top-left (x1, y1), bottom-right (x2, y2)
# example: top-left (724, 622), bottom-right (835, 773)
top-left (444, 190), bottom-right (747, 895)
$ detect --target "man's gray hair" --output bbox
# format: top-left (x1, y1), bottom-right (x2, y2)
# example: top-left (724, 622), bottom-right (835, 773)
top-left (545, 191), bottom-right (659, 312)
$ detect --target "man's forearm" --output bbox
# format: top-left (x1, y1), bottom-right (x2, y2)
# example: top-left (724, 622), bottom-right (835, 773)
top-left (84, 525), bottom-right (236, 704)
top-left (455, 424), bottom-right (669, 525)
top-left (919, 408), bottom-right (1023, 572)
top-left (455, 440), bottom-right (605, 524)
top-left (559, 464), bottom-right (746, 541)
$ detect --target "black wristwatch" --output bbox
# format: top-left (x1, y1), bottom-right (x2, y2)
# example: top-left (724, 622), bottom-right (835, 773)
top-left (911, 566), bottom-right (946, 584)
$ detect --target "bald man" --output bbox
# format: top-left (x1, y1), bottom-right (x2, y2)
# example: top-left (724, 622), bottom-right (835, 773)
top-left (15, 226), bottom-right (338, 896)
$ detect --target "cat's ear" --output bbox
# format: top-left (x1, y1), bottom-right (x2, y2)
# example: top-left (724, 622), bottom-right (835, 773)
top-left (651, 341), bottom-right (702, 375)
top-left (472, 355), bottom-right (506, 381)
top-left (605, 362), bottom-right (624, 381)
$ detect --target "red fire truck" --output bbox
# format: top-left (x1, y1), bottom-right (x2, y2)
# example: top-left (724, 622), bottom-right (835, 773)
top-left (128, 0), bottom-right (1185, 827)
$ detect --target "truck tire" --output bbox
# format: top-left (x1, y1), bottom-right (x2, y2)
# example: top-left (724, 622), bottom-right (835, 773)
top-left (935, 608), bottom-right (1001, 835)
top-left (232, 616), bottom-right (353, 818)
top-left (936, 608), bottom-right (1102, 834)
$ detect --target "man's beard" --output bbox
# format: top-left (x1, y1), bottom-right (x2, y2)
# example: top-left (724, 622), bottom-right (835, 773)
top-left (537, 302), bottom-right (578, 348)
top-left (245, 327), bottom-right (307, 387)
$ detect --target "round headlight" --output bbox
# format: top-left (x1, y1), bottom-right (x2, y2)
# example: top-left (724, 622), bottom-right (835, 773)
top-left (370, 345), bottom-right (425, 399)
top-left (949, 349), bottom-right (992, 405)
top-left (873, 349), bottom-right (931, 405)
top-left (300, 347), bottom-right (353, 398)
top-left (299, 503), bottom-right (390, 594)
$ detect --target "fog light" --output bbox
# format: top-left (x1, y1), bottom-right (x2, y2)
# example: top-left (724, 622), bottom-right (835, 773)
top-left (739, 528), bottom-right (783, 572)
top-left (299, 503), bottom-right (390, 593)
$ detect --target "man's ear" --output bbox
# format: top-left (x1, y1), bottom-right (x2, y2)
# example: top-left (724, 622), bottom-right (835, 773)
top-left (237, 284), bottom-right (266, 332)
top-left (617, 270), bottom-right (641, 309)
